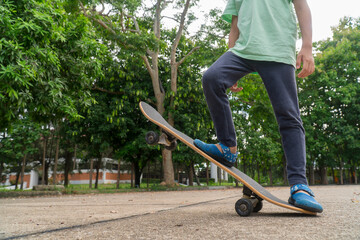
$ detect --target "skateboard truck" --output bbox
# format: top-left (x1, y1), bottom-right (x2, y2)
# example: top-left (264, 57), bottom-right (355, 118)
top-left (235, 186), bottom-right (263, 217)
top-left (145, 131), bottom-right (178, 151)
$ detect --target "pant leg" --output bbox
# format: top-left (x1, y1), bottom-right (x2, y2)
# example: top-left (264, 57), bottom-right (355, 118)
top-left (254, 61), bottom-right (308, 186)
top-left (202, 51), bottom-right (254, 147)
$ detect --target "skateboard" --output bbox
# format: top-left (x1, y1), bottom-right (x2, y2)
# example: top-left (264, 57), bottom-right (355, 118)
top-left (139, 101), bottom-right (317, 216)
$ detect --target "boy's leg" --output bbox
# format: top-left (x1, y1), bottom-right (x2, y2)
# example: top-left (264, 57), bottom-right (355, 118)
top-left (255, 61), bottom-right (307, 185)
top-left (255, 61), bottom-right (322, 212)
top-left (201, 51), bottom-right (254, 147)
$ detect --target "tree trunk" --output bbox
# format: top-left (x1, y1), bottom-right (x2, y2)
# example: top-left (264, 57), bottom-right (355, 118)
top-left (331, 167), bottom-right (336, 184)
top-left (206, 161), bottom-right (209, 186)
top-left (15, 169), bottom-right (20, 190)
top-left (46, 131), bottom-right (55, 185)
top-left (73, 144), bottom-right (77, 170)
top-left (64, 150), bottom-right (72, 187)
top-left (42, 137), bottom-right (47, 185)
top-left (354, 167), bottom-right (358, 185)
top-left (242, 158), bottom-right (247, 175)
top-left (0, 161), bottom-right (4, 184)
top-left (309, 162), bottom-right (315, 185)
top-left (52, 137), bottom-right (60, 185)
top-left (320, 166), bottom-right (328, 185)
top-left (134, 161), bottom-right (142, 188)
top-left (89, 158), bottom-right (93, 189)
top-left (188, 162), bottom-right (194, 186)
top-left (218, 167), bottom-right (222, 185)
top-left (144, 0), bottom-right (197, 187)
top-left (339, 160), bottom-right (344, 185)
top-left (251, 163), bottom-right (255, 180)
top-left (161, 149), bottom-right (175, 186)
top-left (192, 163), bottom-right (200, 186)
top-left (95, 156), bottom-right (101, 189)
top-left (147, 161), bottom-right (150, 189)
top-left (20, 154), bottom-right (27, 190)
top-left (131, 162), bottom-right (134, 188)
top-left (45, 161), bottom-right (49, 185)
top-left (350, 168), bottom-right (353, 184)
top-left (116, 159), bottom-right (121, 189)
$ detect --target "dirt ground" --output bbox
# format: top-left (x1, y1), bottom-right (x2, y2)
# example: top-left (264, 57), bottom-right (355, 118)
top-left (1, 185), bottom-right (360, 240)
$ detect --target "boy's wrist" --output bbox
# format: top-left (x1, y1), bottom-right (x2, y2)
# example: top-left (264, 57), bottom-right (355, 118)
top-left (300, 38), bottom-right (313, 51)
top-left (301, 43), bottom-right (312, 51)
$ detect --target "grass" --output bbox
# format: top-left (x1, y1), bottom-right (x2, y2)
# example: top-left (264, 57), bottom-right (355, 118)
top-left (0, 181), bottom-right (239, 197)
top-left (62, 182), bottom-right (237, 194)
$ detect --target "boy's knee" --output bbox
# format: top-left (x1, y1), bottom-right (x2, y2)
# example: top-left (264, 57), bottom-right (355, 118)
top-left (202, 68), bottom-right (222, 92)
top-left (277, 112), bottom-right (304, 133)
top-left (202, 68), bottom-right (215, 85)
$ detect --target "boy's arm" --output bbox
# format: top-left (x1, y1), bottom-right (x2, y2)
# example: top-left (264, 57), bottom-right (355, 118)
top-left (229, 15), bottom-right (239, 48)
top-left (293, 0), bottom-right (315, 78)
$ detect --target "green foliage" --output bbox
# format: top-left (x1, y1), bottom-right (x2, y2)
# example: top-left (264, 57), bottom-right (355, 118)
top-left (0, 0), bottom-right (107, 130)
top-left (1, 0), bottom-right (358, 187)
top-left (0, 116), bottom-right (43, 169)
top-left (299, 17), bottom-right (360, 175)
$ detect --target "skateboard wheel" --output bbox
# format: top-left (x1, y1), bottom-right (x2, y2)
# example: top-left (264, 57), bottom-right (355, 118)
top-left (165, 140), bottom-right (177, 151)
top-left (253, 200), bottom-right (263, 212)
top-left (145, 131), bottom-right (159, 145)
top-left (235, 199), bottom-right (253, 217)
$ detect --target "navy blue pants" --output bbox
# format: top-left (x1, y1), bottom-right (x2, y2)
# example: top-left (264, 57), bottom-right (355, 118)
top-left (202, 51), bottom-right (307, 185)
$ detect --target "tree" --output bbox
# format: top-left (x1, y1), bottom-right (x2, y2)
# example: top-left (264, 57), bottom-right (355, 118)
top-left (74, 0), bottom-right (205, 186)
top-left (298, 17), bottom-right (360, 184)
top-left (0, 117), bottom-right (41, 189)
top-left (0, 0), bottom-right (107, 131)
top-left (1, 0), bottom-right (111, 186)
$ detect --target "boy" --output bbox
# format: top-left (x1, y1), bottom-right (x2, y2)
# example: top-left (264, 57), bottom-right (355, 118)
top-left (194, 0), bottom-right (323, 212)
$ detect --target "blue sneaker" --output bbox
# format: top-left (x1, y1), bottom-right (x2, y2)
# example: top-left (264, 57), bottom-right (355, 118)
top-left (288, 184), bottom-right (323, 213)
top-left (194, 139), bottom-right (238, 168)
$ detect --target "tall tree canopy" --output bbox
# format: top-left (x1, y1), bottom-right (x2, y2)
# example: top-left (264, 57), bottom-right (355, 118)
top-left (0, 0), bottom-right (107, 130)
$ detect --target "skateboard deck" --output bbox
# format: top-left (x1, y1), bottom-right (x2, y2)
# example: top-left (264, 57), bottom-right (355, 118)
top-left (139, 101), bottom-right (316, 216)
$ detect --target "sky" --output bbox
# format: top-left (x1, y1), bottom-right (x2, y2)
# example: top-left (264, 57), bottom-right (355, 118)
top-left (180, 0), bottom-right (360, 43)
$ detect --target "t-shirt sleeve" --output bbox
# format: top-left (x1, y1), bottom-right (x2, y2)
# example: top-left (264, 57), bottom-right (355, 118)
top-left (222, 0), bottom-right (239, 23)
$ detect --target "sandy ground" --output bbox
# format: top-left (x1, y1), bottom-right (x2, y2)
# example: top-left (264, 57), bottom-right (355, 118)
top-left (1, 185), bottom-right (360, 240)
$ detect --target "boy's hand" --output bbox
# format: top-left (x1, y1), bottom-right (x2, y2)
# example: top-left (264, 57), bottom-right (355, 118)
top-left (296, 47), bottom-right (315, 78)
top-left (230, 82), bottom-right (243, 93)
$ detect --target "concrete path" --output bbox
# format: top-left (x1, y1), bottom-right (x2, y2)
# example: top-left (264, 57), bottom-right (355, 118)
top-left (1, 185), bottom-right (359, 240)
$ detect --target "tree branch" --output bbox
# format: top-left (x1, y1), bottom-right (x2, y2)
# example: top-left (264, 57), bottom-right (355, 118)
top-left (171, 0), bottom-right (191, 60)
top-left (162, 16), bottom-right (179, 24)
top-left (92, 85), bottom-right (125, 95)
top-left (99, 1), bottom-right (105, 15)
top-left (79, 2), bottom-right (88, 16)
top-left (124, 14), bottom-right (141, 33)
top-left (177, 46), bottom-right (200, 66)
top-left (193, 30), bottom-right (227, 39)
top-left (95, 18), bottom-right (117, 35)
top-left (236, 98), bottom-right (255, 106)
top-left (141, 55), bottom-right (153, 75)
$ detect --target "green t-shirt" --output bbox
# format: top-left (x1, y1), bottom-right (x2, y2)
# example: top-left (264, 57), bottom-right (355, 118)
top-left (222, 0), bottom-right (297, 67)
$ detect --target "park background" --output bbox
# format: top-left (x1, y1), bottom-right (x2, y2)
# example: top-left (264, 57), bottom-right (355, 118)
top-left (0, 0), bottom-right (359, 193)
